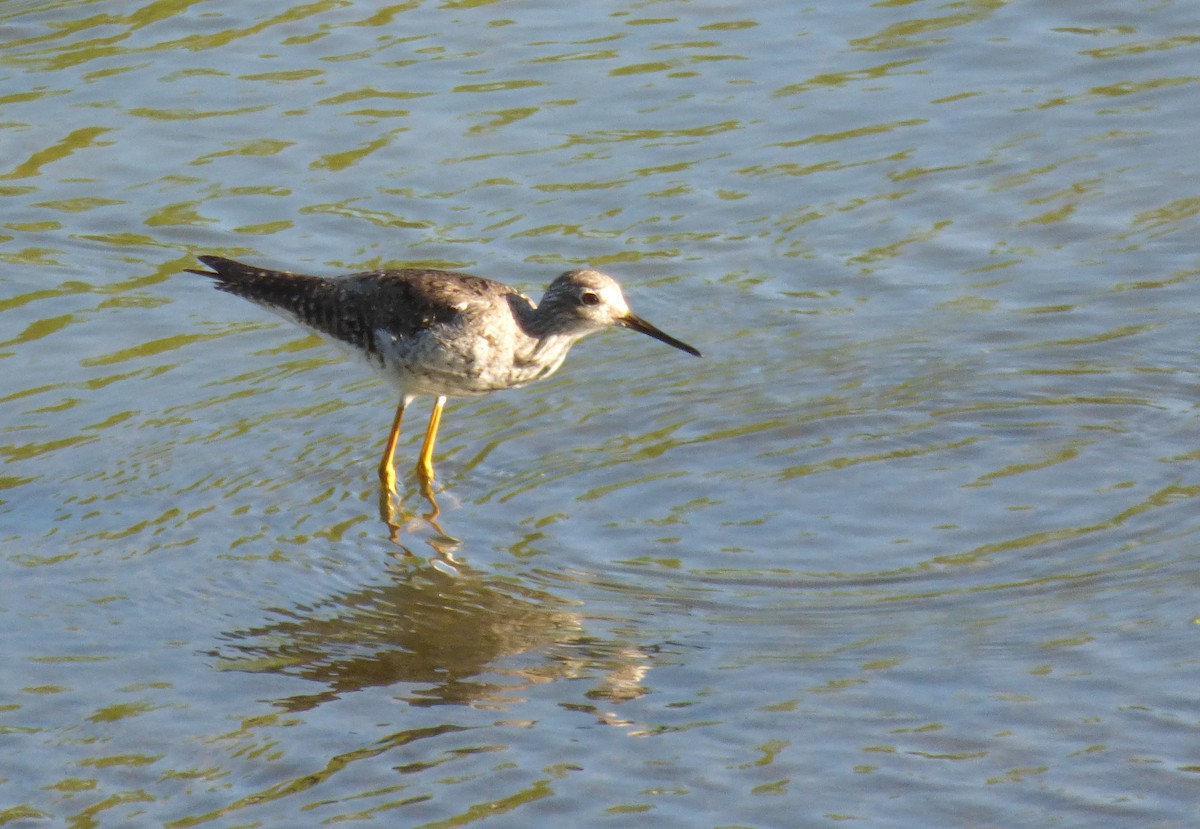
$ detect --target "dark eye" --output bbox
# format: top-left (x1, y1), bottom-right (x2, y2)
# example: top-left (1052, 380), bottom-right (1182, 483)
top-left (580, 291), bottom-right (601, 306)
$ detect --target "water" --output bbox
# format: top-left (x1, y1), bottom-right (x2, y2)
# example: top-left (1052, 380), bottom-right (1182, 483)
top-left (3, 1), bottom-right (1200, 826)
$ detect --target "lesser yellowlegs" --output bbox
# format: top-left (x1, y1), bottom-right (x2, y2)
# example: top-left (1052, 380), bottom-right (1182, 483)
top-left (187, 256), bottom-right (701, 491)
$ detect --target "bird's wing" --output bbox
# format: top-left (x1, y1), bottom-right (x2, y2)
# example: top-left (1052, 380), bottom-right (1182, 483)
top-left (188, 256), bottom-right (521, 363)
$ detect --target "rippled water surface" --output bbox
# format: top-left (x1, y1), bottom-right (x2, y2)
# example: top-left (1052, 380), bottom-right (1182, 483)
top-left (4, 1), bottom-right (1200, 826)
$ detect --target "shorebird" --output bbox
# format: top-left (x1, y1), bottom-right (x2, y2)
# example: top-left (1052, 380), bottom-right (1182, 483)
top-left (187, 256), bottom-right (701, 491)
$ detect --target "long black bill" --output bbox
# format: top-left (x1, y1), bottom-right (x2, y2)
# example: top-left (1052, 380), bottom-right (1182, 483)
top-left (620, 312), bottom-right (702, 357)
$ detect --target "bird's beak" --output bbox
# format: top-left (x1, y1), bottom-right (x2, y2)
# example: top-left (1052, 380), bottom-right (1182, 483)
top-left (620, 312), bottom-right (702, 357)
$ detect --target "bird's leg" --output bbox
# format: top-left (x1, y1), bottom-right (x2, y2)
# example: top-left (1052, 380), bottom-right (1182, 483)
top-left (378, 396), bottom-right (411, 496)
top-left (419, 473), bottom-right (442, 524)
top-left (416, 395), bottom-right (447, 483)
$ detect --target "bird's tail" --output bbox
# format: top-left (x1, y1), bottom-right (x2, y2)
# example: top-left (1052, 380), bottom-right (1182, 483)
top-left (187, 255), bottom-right (381, 359)
top-left (187, 255), bottom-right (332, 308)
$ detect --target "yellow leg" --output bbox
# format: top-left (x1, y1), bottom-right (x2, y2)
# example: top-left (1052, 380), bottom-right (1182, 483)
top-left (378, 396), bottom-right (411, 494)
top-left (416, 395), bottom-right (446, 482)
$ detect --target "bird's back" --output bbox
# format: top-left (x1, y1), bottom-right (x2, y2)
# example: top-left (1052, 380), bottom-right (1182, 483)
top-left (188, 256), bottom-right (524, 367)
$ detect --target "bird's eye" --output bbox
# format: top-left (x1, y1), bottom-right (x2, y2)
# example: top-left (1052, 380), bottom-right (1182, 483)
top-left (580, 291), bottom-right (601, 306)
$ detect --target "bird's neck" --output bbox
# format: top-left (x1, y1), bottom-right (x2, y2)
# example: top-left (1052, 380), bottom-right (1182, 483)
top-left (507, 299), bottom-right (591, 379)
top-left (510, 294), bottom-right (587, 343)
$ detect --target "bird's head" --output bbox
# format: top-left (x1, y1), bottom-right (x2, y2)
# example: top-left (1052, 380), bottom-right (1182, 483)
top-left (539, 269), bottom-right (701, 357)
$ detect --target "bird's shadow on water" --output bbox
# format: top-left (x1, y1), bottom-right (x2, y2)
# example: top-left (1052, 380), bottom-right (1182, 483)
top-left (207, 551), bottom-right (654, 713)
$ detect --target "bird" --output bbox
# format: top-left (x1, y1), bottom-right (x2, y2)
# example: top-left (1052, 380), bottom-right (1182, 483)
top-left (187, 255), bottom-right (701, 492)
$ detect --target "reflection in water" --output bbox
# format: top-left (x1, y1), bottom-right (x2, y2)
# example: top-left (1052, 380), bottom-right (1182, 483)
top-left (379, 473), bottom-right (456, 546)
top-left (186, 553), bottom-right (654, 826)
top-left (211, 555), bottom-right (649, 713)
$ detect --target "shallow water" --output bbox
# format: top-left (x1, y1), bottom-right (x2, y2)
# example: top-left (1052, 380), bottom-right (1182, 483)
top-left (3, 1), bottom-right (1200, 826)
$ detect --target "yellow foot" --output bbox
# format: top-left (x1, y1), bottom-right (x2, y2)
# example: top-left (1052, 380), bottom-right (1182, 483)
top-left (379, 459), bottom-right (399, 494)
top-left (378, 480), bottom-right (402, 542)
top-left (415, 461), bottom-right (435, 487)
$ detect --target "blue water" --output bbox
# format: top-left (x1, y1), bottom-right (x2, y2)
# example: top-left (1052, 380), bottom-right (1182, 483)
top-left (3, 1), bottom-right (1200, 826)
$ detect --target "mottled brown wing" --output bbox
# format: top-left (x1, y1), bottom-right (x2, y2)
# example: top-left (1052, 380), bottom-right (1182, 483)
top-left (187, 256), bottom-right (519, 364)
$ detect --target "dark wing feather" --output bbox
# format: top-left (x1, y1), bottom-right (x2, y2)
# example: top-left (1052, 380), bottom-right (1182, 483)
top-left (187, 255), bottom-right (519, 363)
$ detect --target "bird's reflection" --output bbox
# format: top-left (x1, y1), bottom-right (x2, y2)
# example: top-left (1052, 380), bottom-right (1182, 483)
top-left (211, 554), bottom-right (651, 713)
top-left (378, 474), bottom-right (456, 547)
